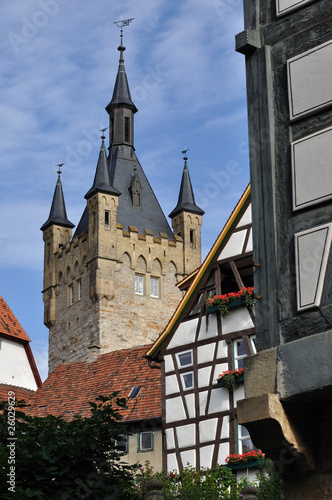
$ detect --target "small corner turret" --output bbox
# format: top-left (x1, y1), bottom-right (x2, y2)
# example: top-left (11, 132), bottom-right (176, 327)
top-left (41, 165), bottom-right (74, 328)
top-left (169, 150), bottom-right (204, 274)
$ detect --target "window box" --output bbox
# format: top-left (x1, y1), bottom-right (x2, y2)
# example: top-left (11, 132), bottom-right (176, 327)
top-left (206, 287), bottom-right (254, 317)
top-left (226, 459), bottom-right (262, 470)
top-left (216, 368), bottom-right (244, 390)
top-left (217, 374), bottom-right (244, 387)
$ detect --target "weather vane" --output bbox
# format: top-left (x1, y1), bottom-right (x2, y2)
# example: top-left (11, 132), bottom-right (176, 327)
top-left (99, 127), bottom-right (107, 139)
top-left (181, 146), bottom-right (190, 159)
top-left (113, 17), bottom-right (134, 45)
top-left (56, 162), bottom-right (64, 175)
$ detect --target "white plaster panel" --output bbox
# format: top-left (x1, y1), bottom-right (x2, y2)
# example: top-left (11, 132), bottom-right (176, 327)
top-left (213, 363), bottom-right (228, 382)
top-left (208, 387), bottom-right (230, 414)
top-left (167, 318), bottom-right (198, 349)
top-left (221, 307), bottom-right (254, 335)
top-left (198, 366), bottom-right (211, 388)
top-left (197, 314), bottom-right (218, 341)
top-left (200, 445), bottom-right (214, 469)
top-left (166, 397), bottom-right (186, 423)
top-left (166, 428), bottom-right (175, 450)
top-left (165, 374), bottom-right (179, 396)
top-left (0, 338), bottom-right (38, 390)
top-left (164, 354), bottom-right (174, 373)
top-left (233, 385), bottom-right (245, 406)
top-left (180, 450), bottom-right (196, 469)
top-left (185, 393), bottom-right (196, 419)
top-left (218, 230), bottom-right (247, 261)
top-left (220, 416), bottom-right (229, 440)
top-left (199, 418), bottom-right (218, 443)
top-left (217, 442), bottom-right (230, 465)
top-left (288, 40), bottom-right (332, 120)
top-left (237, 205), bottom-right (251, 227)
top-left (292, 126), bottom-right (332, 210)
top-left (245, 228), bottom-right (253, 253)
top-left (276, 0), bottom-right (314, 16)
top-left (295, 224), bottom-right (332, 311)
top-left (217, 340), bottom-right (228, 359)
top-left (197, 344), bottom-right (215, 364)
top-left (176, 423), bottom-right (196, 448)
top-left (167, 453), bottom-right (179, 473)
top-left (199, 391), bottom-right (208, 416)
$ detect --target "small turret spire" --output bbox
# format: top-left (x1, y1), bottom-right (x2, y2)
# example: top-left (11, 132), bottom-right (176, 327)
top-left (85, 131), bottom-right (121, 199)
top-left (40, 164), bottom-right (75, 231)
top-left (169, 149), bottom-right (205, 218)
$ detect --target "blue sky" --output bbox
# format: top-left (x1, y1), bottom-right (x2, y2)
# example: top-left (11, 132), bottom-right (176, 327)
top-left (0, 0), bottom-right (249, 381)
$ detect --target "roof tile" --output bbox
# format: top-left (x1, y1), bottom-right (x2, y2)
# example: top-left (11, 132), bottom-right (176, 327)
top-left (27, 345), bottom-right (161, 422)
top-left (0, 295), bottom-right (31, 342)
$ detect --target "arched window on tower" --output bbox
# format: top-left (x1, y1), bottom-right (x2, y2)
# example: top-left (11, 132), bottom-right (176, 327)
top-left (124, 117), bottom-right (130, 143)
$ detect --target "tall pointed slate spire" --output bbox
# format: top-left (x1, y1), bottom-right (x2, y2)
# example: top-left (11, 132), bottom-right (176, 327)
top-left (105, 32), bottom-right (137, 114)
top-left (85, 134), bottom-right (121, 199)
top-left (41, 166), bottom-right (74, 231)
top-left (169, 152), bottom-right (205, 218)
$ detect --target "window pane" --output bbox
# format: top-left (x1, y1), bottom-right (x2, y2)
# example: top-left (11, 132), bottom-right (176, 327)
top-left (178, 351), bottom-right (192, 367)
top-left (237, 358), bottom-right (245, 369)
top-left (135, 275), bottom-right (143, 295)
top-left (182, 372), bottom-right (194, 389)
top-left (116, 435), bottom-right (128, 453)
top-left (236, 340), bottom-right (246, 357)
top-left (141, 432), bottom-right (153, 450)
top-left (150, 277), bottom-right (159, 298)
top-left (241, 439), bottom-right (254, 453)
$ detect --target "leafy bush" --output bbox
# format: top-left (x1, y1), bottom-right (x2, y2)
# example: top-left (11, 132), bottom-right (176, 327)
top-left (0, 393), bottom-right (139, 499)
top-left (135, 461), bottom-right (248, 499)
top-left (255, 458), bottom-right (284, 500)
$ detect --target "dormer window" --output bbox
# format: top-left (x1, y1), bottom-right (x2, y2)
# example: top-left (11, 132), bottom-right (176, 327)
top-left (129, 172), bottom-right (142, 209)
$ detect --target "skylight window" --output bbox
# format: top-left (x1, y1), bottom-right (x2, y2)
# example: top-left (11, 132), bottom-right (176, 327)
top-left (128, 386), bottom-right (141, 398)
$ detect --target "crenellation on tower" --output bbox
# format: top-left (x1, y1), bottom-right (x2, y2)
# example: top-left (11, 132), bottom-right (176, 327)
top-left (42, 36), bottom-right (203, 373)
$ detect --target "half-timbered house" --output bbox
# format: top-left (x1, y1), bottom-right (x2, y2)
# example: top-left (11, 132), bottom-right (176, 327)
top-left (146, 185), bottom-right (259, 475)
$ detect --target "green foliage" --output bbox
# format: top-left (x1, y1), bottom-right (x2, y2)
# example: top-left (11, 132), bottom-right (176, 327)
top-left (255, 459), bottom-right (285, 500)
top-left (135, 461), bottom-right (249, 499)
top-left (0, 393), bottom-right (139, 500)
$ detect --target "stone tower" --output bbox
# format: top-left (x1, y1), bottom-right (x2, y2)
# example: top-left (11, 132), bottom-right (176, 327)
top-left (41, 39), bottom-right (204, 373)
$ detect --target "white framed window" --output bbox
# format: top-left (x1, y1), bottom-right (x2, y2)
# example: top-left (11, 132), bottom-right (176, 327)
top-left (77, 280), bottom-right (82, 301)
top-left (139, 431), bottom-right (154, 452)
top-left (180, 371), bottom-right (194, 390)
top-left (234, 336), bottom-right (257, 369)
top-left (176, 350), bottom-right (193, 368)
top-left (116, 434), bottom-right (128, 454)
top-left (238, 424), bottom-right (255, 454)
top-left (233, 339), bottom-right (247, 369)
top-left (150, 277), bottom-right (160, 298)
top-left (135, 274), bottom-right (144, 295)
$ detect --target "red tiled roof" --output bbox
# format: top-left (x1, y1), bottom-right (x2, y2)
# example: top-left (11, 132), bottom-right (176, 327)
top-left (0, 295), bottom-right (31, 342)
top-left (0, 384), bottom-right (35, 403)
top-left (27, 345), bottom-right (161, 422)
